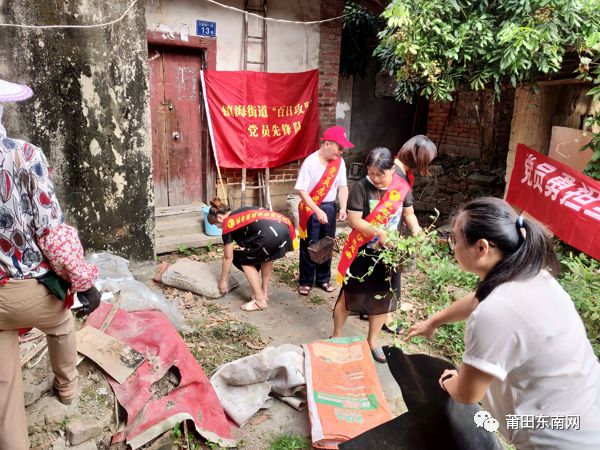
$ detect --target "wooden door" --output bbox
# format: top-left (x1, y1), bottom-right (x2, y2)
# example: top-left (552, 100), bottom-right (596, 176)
top-left (149, 46), bottom-right (204, 207)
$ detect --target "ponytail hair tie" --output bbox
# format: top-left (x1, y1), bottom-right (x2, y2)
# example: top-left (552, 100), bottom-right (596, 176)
top-left (516, 214), bottom-right (527, 241)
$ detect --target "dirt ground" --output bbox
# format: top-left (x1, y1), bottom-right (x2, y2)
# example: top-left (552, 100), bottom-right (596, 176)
top-left (19, 243), bottom-right (431, 450)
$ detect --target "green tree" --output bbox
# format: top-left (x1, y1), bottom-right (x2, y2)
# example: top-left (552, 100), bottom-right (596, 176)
top-left (578, 32), bottom-right (600, 179)
top-left (375, 0), bottom-right (600, 178)
top-left (340, 2), bottom-right (385, 78)
top-left (375, 0), bottom-right (600, 101)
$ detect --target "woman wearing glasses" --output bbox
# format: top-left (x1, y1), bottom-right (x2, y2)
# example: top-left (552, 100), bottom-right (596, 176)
top-left (333, 142), bottom-right (435, 363)
top-left (406, 197), bottom-right (600, 449)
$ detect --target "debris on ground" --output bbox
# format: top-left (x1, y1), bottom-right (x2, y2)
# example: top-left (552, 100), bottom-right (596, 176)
top-left (211, 344), bottom-right (306, 427)
top-left (84, 303), bottom-right (236, 449)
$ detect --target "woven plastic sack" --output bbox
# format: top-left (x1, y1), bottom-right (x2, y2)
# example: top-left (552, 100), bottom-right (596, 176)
top-left (160, 258), bottom-right (244, 299)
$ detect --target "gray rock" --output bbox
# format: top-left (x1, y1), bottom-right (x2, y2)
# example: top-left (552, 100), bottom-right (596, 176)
top-left (70, 441), bottom-right (98, 450)
top-left (66, 417), bottom-right (104, 445)
top-left (147, 433), bottom-right (176, 450)
top-left (452, 193), bottom-right (468, 204)
top-left (428, 164), bottom-right (444, 177)
top-left (27, 397), bottom-right (69, 434)
top-left (51, 437), bottom-right (67, 450)
top-left (23, 377), bottom-right (51, 407)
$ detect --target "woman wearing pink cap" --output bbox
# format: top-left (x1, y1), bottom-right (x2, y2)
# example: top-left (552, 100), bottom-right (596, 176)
top-left (295, 125), bottom-right (353, 296)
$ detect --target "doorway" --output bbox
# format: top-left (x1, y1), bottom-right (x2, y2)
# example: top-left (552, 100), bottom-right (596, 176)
top-left (148, 45), bottom-right (205, 207)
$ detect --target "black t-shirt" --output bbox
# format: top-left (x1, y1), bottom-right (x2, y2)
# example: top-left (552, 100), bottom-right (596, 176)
top-left (347, 167), bottom-right (413, 219)
top-left (221, 206), bottom-right (290, 250)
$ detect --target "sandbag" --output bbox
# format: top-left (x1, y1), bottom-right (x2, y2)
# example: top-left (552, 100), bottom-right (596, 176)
top-left (161, 259), bottom-right (244, 298)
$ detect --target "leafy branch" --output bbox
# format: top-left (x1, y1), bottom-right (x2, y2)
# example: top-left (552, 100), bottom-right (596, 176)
top-left (577, 30), bottom-right (600, 180)
top-left (346, 210), bottom-right (440, 292)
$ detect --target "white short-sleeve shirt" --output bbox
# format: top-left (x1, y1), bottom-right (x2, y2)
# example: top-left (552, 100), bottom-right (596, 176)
top-left (464, 271), bottom-right (600, 449)
top-left (294, 151), bottom-right (347, 203)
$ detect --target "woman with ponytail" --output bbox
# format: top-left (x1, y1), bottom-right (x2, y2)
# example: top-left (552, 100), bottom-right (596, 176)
top-left (207, 198), bottom-right (297, 311)
top-left (405, 197), bottom-right (600, 449)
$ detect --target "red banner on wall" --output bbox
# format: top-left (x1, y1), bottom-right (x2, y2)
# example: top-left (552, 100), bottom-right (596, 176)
top-left (506, 144), bottom-right (600, 260)
top-left (200, 69), bottom-right (319, 169)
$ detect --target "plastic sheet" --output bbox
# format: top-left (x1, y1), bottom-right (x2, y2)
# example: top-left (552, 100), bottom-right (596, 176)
top-left (118, 279), bottom-right (185, 330)
top-left (86, 252), bottom-right (185, 330)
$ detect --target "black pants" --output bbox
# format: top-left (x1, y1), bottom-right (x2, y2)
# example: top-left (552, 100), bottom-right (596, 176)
top-left (299, 201), bottom-right (336, 286)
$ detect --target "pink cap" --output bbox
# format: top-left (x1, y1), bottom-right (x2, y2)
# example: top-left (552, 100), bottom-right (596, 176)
top-left (0, 79), bottom-right (33, 103)
top-left (320, 125), bottom-right (354, 149)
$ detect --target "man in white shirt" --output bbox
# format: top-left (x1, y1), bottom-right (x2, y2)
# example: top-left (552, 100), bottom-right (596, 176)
top-left (295, 126), bottom-right (352, 295)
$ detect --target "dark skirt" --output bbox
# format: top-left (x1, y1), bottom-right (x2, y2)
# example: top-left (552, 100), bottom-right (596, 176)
top-left (232, 229), bottom-right (293, 271)
top-left (339, 246), bottom-right (400, 316)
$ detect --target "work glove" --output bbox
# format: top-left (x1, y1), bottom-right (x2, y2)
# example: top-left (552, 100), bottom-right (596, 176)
top-left (75, 286), bottom-right (101, 318)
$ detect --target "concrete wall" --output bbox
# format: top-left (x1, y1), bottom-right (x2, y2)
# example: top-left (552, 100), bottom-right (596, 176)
top-left (0, 0), bottom-right (154, 260)
top-left (505, 82), bottom-right (598, 188)
top-left (146, 0), bottom-right (321, 72)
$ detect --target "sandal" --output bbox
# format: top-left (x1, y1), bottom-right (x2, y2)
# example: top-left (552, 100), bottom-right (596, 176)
top-left (240, 300), bottom-right (268, 312)
top-left (298, 286), bottom-right (311, 296)
top-left (382, 321), bottom-right (401, 335)
top-left (320, 282), bottom-right (335, 293)
top-left (370, 346), bottom-right (387, 364)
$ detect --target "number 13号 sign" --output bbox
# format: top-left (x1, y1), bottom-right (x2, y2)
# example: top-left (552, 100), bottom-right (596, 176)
top-left (196, 20), bottom-right (216, 37)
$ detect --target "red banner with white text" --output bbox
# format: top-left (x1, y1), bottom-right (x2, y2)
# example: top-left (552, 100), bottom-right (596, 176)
top-left (200, 69), bottom-right (319, 168)
top-left (506, 144), bottom-right (600, 260)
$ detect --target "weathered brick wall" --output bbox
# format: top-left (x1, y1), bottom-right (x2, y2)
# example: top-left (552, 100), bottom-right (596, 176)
top-left (427, 101), bottom-right (481, 157)
top-left (318, 0), bottom-right (344, 130)
top-left (427, 89), bottom-right (515, 164)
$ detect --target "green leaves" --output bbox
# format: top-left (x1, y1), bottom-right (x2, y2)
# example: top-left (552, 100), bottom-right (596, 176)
top-left (375, 0), bottom-right (600, 103)
top-left (558, 252), bottom-right (600, 357)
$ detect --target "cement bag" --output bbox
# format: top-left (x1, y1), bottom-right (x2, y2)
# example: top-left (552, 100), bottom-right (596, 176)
top-left (160, 259), bottom-right (242, 299)
top-left (302, 337), bottom-right (393, 449)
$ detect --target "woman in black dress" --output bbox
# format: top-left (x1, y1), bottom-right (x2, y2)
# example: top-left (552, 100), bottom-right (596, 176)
top-left (207, 198), bottom-right (295, 311)
top-left (332, 145), bottom-right (433, 363)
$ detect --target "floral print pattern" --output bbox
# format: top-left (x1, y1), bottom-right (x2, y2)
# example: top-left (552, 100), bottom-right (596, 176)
top-left (37, 223), bottom-right (98, 292)
top-left (0, 135), bottom-right (59, 279)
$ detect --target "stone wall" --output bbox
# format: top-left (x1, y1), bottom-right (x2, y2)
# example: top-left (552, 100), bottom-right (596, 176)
top-left (411, 154), bottom-right (506, 225)
top-left (0, 0), bottom-right (154, 260)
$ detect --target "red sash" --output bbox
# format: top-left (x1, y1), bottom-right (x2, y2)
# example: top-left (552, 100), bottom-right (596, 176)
top-left (223, 209), bottom-right (299, 250)
top-left (336, 173), bottom-right (411, 285)
top-left (298, 157), bottom-right (342, 239)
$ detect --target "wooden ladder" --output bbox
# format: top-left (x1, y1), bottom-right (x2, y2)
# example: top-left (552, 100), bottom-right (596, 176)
top-left (240, 0), bottom-right (272, 210)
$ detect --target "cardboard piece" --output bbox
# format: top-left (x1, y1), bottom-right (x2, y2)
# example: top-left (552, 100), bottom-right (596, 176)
top-left (76, 326), bottom-right (145, 384)
top-left (548, 126), bottom-right (593, 172)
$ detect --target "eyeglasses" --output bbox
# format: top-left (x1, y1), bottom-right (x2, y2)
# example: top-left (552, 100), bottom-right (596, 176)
top-left (447, 233), bottom-right (496, 254)
top-left (447, 233), bottom-right (456, 253)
